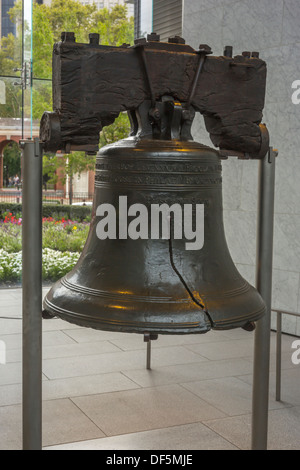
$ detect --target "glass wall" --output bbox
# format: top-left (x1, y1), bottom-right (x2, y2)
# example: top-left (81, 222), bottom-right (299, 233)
top-left (0, 0), bottom-right (134, 192)
top-left (140, 0), bottom-right (153, 37)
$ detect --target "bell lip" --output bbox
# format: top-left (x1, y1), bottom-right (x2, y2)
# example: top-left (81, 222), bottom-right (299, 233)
top-left (43, 295), bottom-right (265, 335)
top-left (43, 296), bottom-right (212, 334)
top-left (211, 304), bottom-right (266, 330)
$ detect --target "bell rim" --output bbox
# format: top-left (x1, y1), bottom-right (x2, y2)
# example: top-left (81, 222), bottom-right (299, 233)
top-left (43, 293), bottom-right (265, 335)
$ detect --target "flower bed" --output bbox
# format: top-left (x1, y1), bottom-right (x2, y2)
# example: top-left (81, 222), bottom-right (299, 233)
top-left (0, 215), bottom-right (89, 284)
top-left (0, 248), bottom-right (80, 283)
top-left (0, 215), bottom-right (89, 254)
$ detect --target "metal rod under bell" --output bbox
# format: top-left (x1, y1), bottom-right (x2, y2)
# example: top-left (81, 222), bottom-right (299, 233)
top-left (251, 148), bottom-right (276, 450)
top-left (21, 138), bottom-right (43, 451)
top-left (147, 340), bottom-right (151, 370)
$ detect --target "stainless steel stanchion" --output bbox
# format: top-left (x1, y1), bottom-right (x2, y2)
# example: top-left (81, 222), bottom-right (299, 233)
top-left (20, 138), bottom-right (43, 451)
top-left (276, 312), bottom-right (282, 402)
top-left (251, 147), bottom-right (277, 450)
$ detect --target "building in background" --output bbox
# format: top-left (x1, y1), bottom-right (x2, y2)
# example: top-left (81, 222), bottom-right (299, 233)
top-left (0, 0), bottom-right (16, 38)
top-left (131, 0), bottom-right (182, 41)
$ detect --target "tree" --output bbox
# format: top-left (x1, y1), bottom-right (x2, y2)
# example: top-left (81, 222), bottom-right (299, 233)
top-left (100, 113), bottom-right (132, 147)
top-left (43, 113), bottom-right (131, 204)
top-left (1, 1), bottom-right (134, 199)
top-left (3, 142), bottom-right (21, 187)
top-left (43, 151), bottom-right (96, 205)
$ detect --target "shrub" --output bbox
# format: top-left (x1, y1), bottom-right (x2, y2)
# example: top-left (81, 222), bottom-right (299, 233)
top-left (42, 221), bottom-right (89, 252)
top-left (0, 203), bottom-right (92, 222)
top-left (0, 248), bottom-right (80, 283)
top-left (0, 219), bottom-right (89, 253)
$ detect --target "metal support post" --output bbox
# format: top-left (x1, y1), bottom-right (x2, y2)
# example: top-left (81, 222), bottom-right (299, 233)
top-left (276, 312), bottom-right (282, 402)
top-left (251, 147), bottom-right (277, 450)
top-left (146, 340), bottom-right (151, 370)
top-left (20, 138), bottom-right (43, 451)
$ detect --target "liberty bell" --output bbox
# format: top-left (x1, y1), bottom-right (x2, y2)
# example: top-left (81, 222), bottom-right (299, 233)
top-left (40, 33), bottom-right (269, 335)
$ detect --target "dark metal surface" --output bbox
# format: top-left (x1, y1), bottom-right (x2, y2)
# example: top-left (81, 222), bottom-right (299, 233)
top-left (252, 148), bottom-right (277, 450)
top-left (41, 34), bottom-right (267, 337)
top-left (39, 33), bottom-right (268, 157)
top-left (43, 132), bottom-right (266, 334)
top-left (20, 138), bottom-right (43, 451)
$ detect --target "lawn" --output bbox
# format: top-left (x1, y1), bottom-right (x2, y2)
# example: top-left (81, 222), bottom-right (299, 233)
top-left (0, 213), bottom-right (90, 284)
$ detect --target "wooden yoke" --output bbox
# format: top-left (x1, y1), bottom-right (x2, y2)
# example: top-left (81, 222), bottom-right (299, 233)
top-left (40, 32), bottom-right (269, 158)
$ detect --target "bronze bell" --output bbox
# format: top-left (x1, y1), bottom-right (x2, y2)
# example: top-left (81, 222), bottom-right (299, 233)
top-left (43, 99), bottom-right (266, 335)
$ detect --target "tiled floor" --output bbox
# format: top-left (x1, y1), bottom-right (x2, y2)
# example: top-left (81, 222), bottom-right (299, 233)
top-left (0, 287), bottom-right (299, 450)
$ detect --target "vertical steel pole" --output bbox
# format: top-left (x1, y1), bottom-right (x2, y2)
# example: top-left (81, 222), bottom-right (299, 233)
top-left (276, 312), bottom-right (282, 402)
top-left (251, 148), bottom-right (276, 450)
top-left (21, 138), bottom-right (43, 450)
top-left (146, 340), bottom-right (151, 370)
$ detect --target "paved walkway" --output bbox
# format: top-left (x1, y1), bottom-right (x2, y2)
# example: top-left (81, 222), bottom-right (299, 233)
top-left (0, 288), bottom-right (299, 450)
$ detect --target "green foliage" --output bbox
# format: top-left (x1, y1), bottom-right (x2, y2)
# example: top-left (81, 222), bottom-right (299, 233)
top-left (0, 248), bottom-right (80, 283)
top-left (100, 113), bottom-right (131, 147)
top-left (4, 0), bottom-right (134, 85)
top-left (0, 221), bottom-right (89, 254)
top-left (92, 5), bottom-right (134, 46)
top-left (42, 221), bottom-right (89, 252)
top-left (0, 202), bottom-right (92, 222)
top-left (2, 141), bottom-right (21, 185)
top-left (0, 0), bottom-right (134, 192)
top-left (42, 249), bottom-right (80, 281)
top-left (0, 224), bottom-right (22, 253)
top-left (43, 152), bottom-right (96, 185)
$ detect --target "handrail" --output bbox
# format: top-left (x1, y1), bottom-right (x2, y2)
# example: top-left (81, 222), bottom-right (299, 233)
top-left (271, 309), bottom-right (300, 402)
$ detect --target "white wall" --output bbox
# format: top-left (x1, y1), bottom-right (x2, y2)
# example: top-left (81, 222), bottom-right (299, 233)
top-left (183, 0), bottom-right (300, 335)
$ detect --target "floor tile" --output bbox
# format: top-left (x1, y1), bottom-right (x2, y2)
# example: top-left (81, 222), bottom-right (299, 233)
top-left (237, 367), bottom-right (300, 407)
top-left (0, 383), bottom-right (22, 407)
top-left (0, 403), bottom-right (22, 450)
top-left (62, 328), bottom-right (139, 343)
top-left (72, 384), bottom-right (226, 437)
top-left (0, 399), bottom-right (105, 450)
top-left (42, 398), bottom-right (105, 447)
top-left (0, 330), bottom-right (76, 351)
top-left (0, 362), bottom-right (21, 386)
top-left (0, 319), bottom-right (22, 335)
top-left (123, 358), bottom-right (253, 388)
top-left (45, 422), bottom-right (238, 450)
top-left (181, 376), bottom-right (288, 417)
top-left (185, 338), bottom-right (255, 361)
top-left (42, 318), bottom-right (84, 332)
top-left (204, 406), bottom-right (300, 450)
top-left (42, 346), bottom-right (208, 380)
top-left (109, 330), bottom-right (230, 352)
top-left (0, 289), bottom-right (299, 450)
top-left (0, 372), bottom-right (139, 406)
